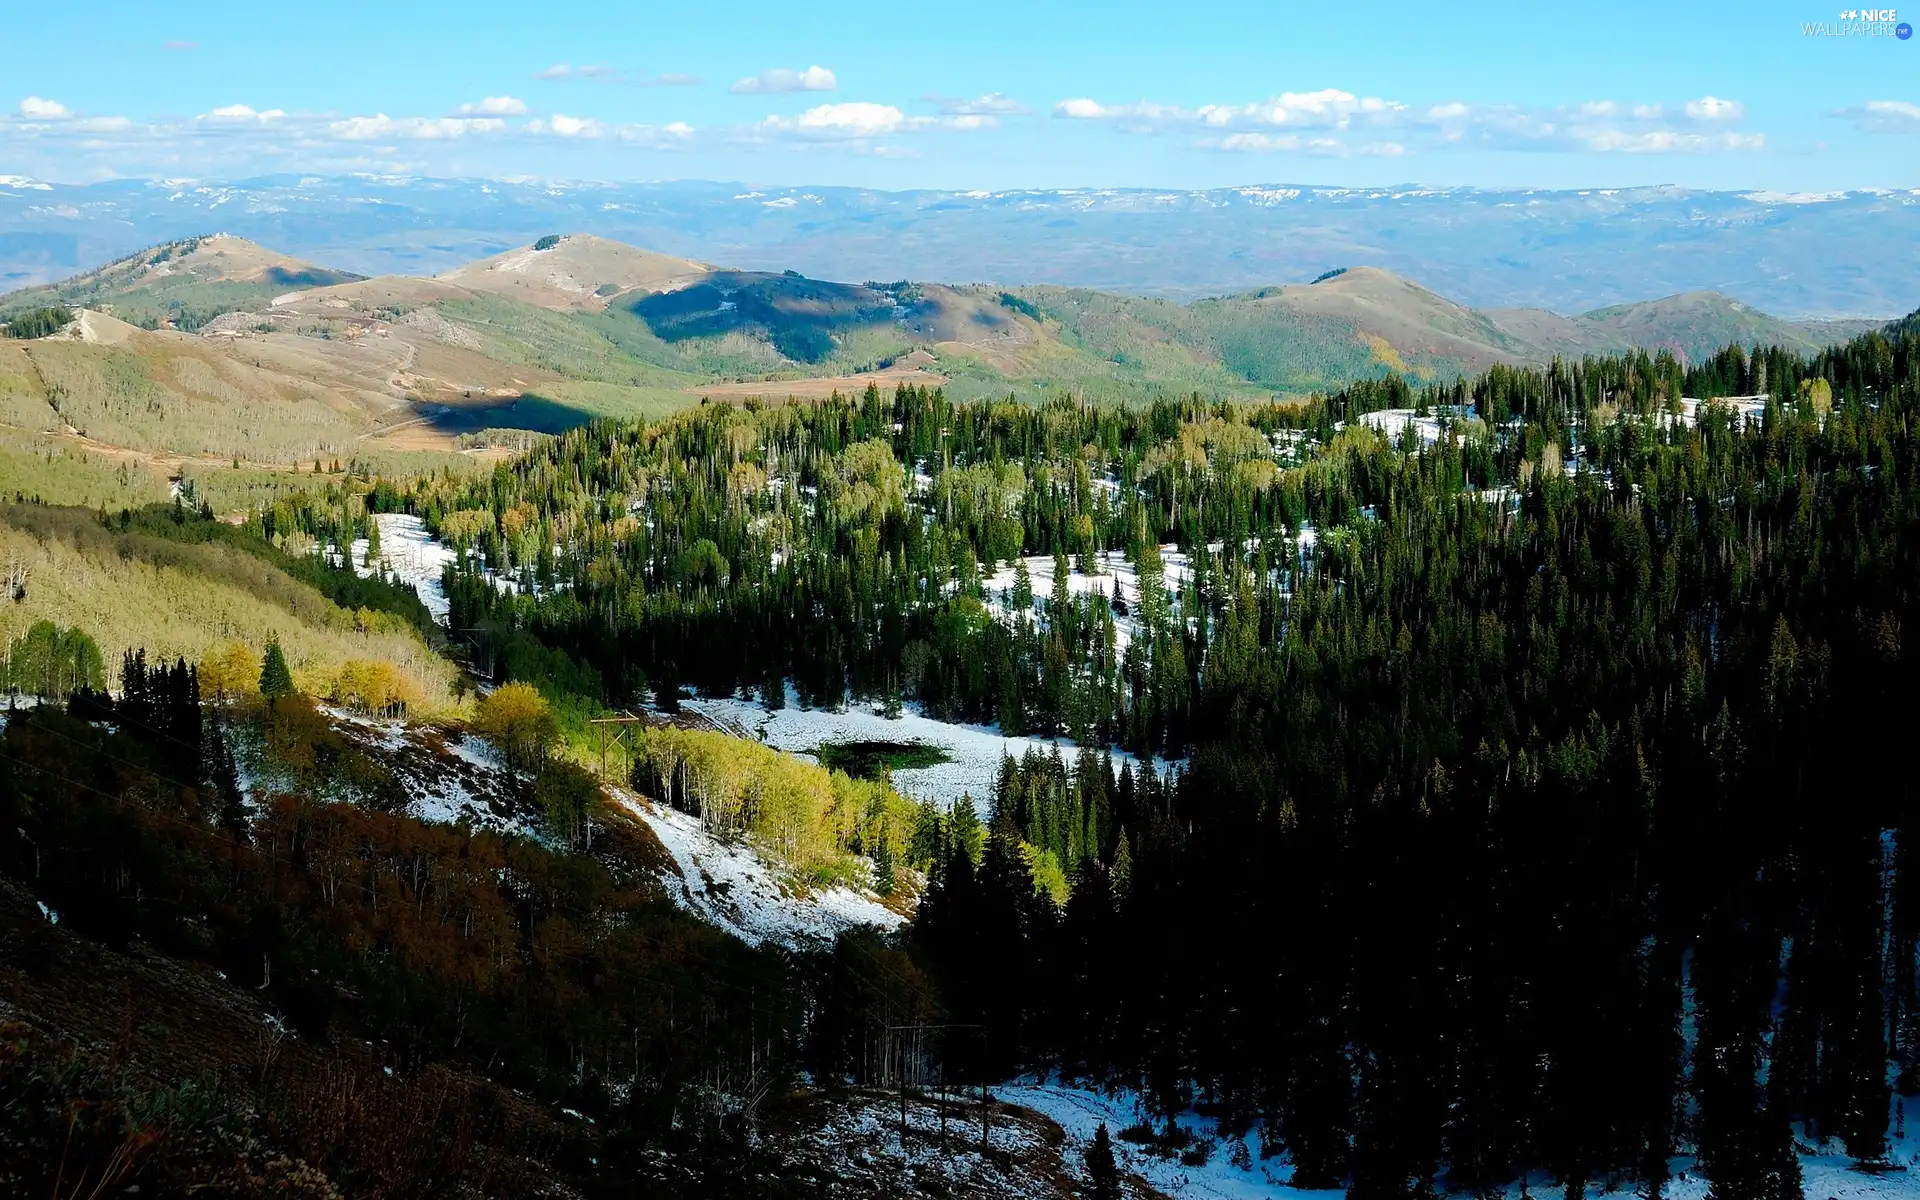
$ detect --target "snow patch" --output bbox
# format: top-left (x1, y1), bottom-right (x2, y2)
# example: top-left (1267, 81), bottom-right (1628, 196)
top-left (611, 787), bottom-right (903, 949)
top-left (349, 513), bottom-right (459, 622)
top-left (677, 687), bottom-right (1178, 811)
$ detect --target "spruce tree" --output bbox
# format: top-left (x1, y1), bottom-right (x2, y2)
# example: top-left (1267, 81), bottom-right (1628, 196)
top-left (1085, 1122), bottom-right (1120, 1200)
top-left (259, 638), bottom-right (294, 700)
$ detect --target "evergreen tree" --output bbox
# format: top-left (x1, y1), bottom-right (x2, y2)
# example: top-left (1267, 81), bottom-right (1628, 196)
top-left (1085, 1122), bottom-right (1120, 1200)
top-left (259, 638), bottom-right (294, 700)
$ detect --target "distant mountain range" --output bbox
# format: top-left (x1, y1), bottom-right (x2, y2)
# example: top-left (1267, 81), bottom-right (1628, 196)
top-left (0, 231), bottom-right (1893, 475)
top-left (2, 176), bottom-right (1917, 318)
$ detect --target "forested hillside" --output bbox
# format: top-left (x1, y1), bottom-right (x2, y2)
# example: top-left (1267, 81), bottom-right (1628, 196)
top-left (370, 309), bottom-right (1920, 1195)
top-left (6, 263), bottom-right (1919, 1194)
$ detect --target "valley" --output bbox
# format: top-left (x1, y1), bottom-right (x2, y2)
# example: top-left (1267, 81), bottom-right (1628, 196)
top-left (3, 216), bottom-right (1920, 1200)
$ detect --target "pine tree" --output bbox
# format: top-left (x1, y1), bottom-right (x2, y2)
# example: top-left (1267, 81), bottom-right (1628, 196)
top-left (1085, 1122), bottom-right (1120, 1200)
top-left (204, 713), bottom-right (249, 842)
top-left (259, 638), bottom-right (294, 700)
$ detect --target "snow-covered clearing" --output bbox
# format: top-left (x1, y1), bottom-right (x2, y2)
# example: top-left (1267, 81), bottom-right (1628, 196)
top-left (608, 786), bottom-right (903, 949)
top-left (1004, 1079), bottom-right (1920, 1200)
top-left (348, 513), bottom-right (459, 623)
top-left (1352, 405), bottom-right (1477, 448)
top-left (1674, 394), bottom-right (1771, 429)
top-left (676, 687), bottom-right (1179, 810)
top-left (348, 513), bottom-right (552, 627)
top-left (0, 694), bottom-right (43, 726)
top-left (980, 544), bottom-right (1196, 657)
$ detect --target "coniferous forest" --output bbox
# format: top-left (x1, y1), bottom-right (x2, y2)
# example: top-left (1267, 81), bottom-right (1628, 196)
top-left (7, 313), bottom-right (1920, 1196)
top-left (295, 317), bottom-right (1918, 1195)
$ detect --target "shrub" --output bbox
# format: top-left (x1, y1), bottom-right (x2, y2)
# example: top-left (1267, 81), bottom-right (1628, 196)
top-left (533, 234), bottom-right (562, 251)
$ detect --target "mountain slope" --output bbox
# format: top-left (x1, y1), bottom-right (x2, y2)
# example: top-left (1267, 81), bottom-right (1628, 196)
top-left (1566, 290), bottom-right (1868, 363)
top-left (5, 177), bottom-right (1917, 315)
top-left (1021, 268), bottom-right (1877, 394)
top-left (0, 233), bottom-right (364, 331)
top-left (436, 232), bottom-right (708, 311)
top-left (0, 233), bottom-right (1898, 477)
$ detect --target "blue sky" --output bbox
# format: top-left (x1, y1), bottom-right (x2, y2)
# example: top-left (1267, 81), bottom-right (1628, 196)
top-left (3, 0), bottom-right (1916, 189)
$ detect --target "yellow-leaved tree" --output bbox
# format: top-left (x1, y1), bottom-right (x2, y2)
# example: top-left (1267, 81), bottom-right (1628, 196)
top-left (333, 659), bottom-right (420, 718)
top-left (472, 682), bottom-right (557, 769)
top-left (198, 641), bottom-right (261, 707)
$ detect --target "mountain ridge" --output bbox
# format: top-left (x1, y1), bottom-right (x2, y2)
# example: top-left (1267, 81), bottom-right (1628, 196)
top-left (0, 231), bottom-right (1890, 472)
top-left (4, 175), bottom-right (1915, 316)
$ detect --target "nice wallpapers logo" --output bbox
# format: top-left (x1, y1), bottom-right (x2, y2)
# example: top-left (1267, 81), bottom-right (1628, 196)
top-left (1803, 8), bottom-right (1914, 35)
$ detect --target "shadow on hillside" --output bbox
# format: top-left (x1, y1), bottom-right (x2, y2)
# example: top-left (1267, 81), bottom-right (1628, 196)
top-left (409, 393), bottom-right (598, 437)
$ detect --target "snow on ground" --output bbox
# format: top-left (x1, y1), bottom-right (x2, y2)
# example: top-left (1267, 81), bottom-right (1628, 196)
top-left (1352, 405), bottom-right (1477, 448)
top-left (1001, 1079), bottom-right (1313, 1200)
top-left (0, 694), bottom-right (43, 726)
top-left (229, 706), bottom-right (530, 835)
top-left (347, 514), bottom-right (553, 627)
top-left (1005, 1079), bottom-right (1920, 1200)
top-left (1674, 394), bottom-right (1771, 429)
top-left (609, 786), bottom-right (904, 950)
top-left (802, 1091), bottom-right (1050, 1191)
top-left (676, 686), bottom-right (1179, 810)
top-left (348, 514), bottom-right (459, 623)
top-left (980, 544), bottom-right (1197, 656)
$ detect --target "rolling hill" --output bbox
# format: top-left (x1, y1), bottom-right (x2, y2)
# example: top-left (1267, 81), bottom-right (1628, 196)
top-left (0, 233), bottom-right (365, 332)
top-left (0, 231), bottom-right (1893, 493)
top-left (5, 177), bottom-right (1916, 317)
top-left (435, 232), bottom-right (708, 311)
top-left (1013, 267), bottom-right (1878, 393)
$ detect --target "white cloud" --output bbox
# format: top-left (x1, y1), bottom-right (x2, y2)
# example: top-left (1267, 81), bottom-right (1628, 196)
top-left (763, 101), bottom-right (904, 136)
top-left (524, 114), bottom-right (695, 146)
top-left (19, 97), bottom-right (70, 119)
top-left (328, 114), bottom-right (506, 140)
top-left (1060, 87), bottom-right (1765, 155)
top-left (535, 64), bottom-right (701, 88)
top-left (458, 96), bottom-right (528, 116)
top-left (926, 92), bottom-right (1029, 116)
top-left (201, 104), bottom-right (286, 123)
top-left (1214, 132), bottom-right (1345, 154)
top-left (1684, 96), bottom-right (1744, 121)
top-left (1058, 90), bottom-right (1401, 134)
top-left (1585, 129), bottom-right (1765, 153)
top-left (1831, 99), bottom-right (1920, 133)
top-left (1052, 97), bottom-right (1197, 130)
top-left (1198, 89), bottom-right (1404, 129)
top-left (528, 112), bottom-right (602, 137)
top-left (1421, 98), bottom-right (1764, 153)
top-left (731, 65), bottom-right (837, 95)
top-left (753, 101), bottom-right (996, 142)
top-left (1055, 98), bottom-right (1106, 120)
